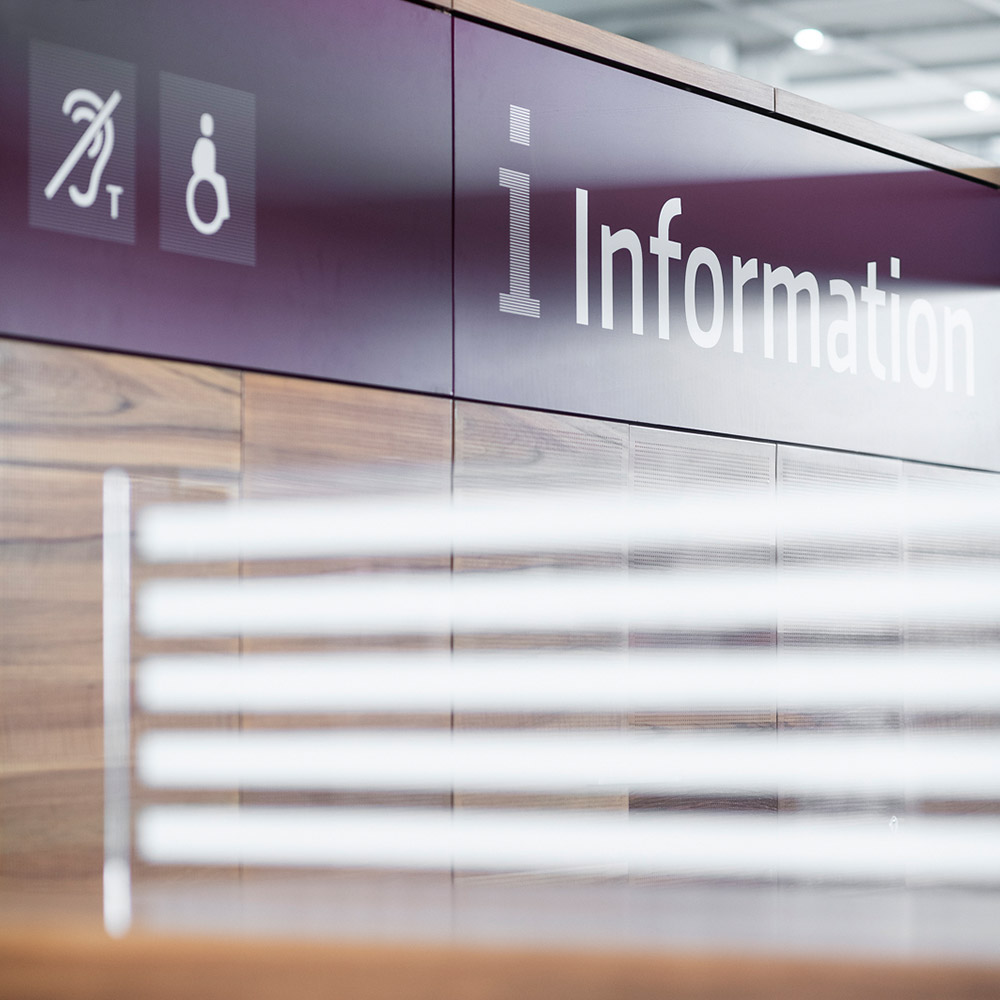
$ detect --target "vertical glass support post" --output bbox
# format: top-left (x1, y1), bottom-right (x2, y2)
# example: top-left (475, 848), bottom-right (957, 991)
top-left (103, 468), bottom-right (132, 937)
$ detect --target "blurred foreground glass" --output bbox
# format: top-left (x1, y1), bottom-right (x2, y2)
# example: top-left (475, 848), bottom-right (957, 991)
top-left (97, 466), bottom-right (1000, 960)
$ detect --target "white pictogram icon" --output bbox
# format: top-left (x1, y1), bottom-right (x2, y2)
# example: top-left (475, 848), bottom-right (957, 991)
top-left (185, 113), bottom-right (230, 236)
top-left (160, 71), bottom-right (253, 263)
top-left (44, 88), bottom-right (124, 219)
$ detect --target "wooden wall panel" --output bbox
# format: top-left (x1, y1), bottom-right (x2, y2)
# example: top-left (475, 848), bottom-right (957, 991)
top-left (627, 427), bottom-right (777, 880)
top-left (229, 373), bottom-right (454, 939)
top-left (774, 446), bottom-right (906, 942)
top-left (243, 373), bottom-right (451, 497)
top-left (0, 339), bottom-right (241, 472)
top-left (452, 401), bottom-right (629, 912)
top-left (776, 446), bottom-right (904, 734)
top-left (900, 461), bottom-right (1000, 949)
top-left (0, 337), bottom-right (241, 920)
top-left (4, 343), bottom-right (999, 978)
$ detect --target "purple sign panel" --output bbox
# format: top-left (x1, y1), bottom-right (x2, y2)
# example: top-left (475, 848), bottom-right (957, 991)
top-left (454, 21), bottom-right (1000, 471)
top-left (0, 0), bottom-right (453, 394)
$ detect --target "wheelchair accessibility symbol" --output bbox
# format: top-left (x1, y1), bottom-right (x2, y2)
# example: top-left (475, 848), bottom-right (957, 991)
top-left (160, 71), bottom-right (254, 264)
top-left (185, 113), bottom-right (230, 236)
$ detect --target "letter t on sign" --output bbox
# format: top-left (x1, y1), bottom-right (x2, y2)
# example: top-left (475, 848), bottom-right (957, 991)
top-left (499, 105), bottom-right (540, 318)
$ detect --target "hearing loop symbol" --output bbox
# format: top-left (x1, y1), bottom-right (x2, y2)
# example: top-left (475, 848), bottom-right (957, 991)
top-left (44, 88), bottom-right (121, 213)
top-left (185, 113), bottom-right (230, 236)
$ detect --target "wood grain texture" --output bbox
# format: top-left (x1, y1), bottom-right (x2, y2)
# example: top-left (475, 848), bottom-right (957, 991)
top-left (628, 427), bottom-right (777, 833)
top-left (240, 371), bottom-right (453, 641)
top-left (0, 338), bottom-right (242, 471)
top-left (452, 0), bottom-right (774, 111)
top-left (2, 925), bottom-right (1000, 1000)
top-left (0, 337), bottom-right (241, 899)
top-left (4, 343), bottom-right (999, 973)
top-left (243, 372), bottom-right (451, 497)
top-left (239, 370), bottom-right (454, 717)
top-left (453, 399), bottom-right (629, 652)
top-left (452, 402), bottom-right (629, 881)
top-left (236, 373), bottom-right (454, 898)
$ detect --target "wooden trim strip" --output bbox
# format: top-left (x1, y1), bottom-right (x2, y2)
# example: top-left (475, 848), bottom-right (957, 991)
top-left (450, 0), bottom-right (1000, 186)
top-left (776, 90), bottom-right (1000, 184)
top-left (451, 0), bottom-right (774, 111)
top-left (2, 926), bottom-right (1000, 1000)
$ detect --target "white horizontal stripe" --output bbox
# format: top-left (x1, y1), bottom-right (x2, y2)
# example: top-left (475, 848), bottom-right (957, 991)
top-left (498, 295), bottom-right (540, 317)
top-left (137, 567), bottom-right (1000, 638)
top-left (136, 650), bottom-right (1000, 714)
top-left (498, 167), bottom-right (530, 185)
top-left (135, 492), bottom-right (1000, 563)
top-left (137, 729), bottom-right (1000, 799)
top-left (137, 806), bottom-right (1000, 882)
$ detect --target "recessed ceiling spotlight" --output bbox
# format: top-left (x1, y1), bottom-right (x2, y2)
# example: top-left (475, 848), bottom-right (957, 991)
top-left (964, 90), bottom-right (992, 112)
top-left (794, 28), bottom-right (825, 51)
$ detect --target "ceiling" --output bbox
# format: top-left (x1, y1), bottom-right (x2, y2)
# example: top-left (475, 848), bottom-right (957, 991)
top-left (529, 0), bottom-right (1000, 161)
